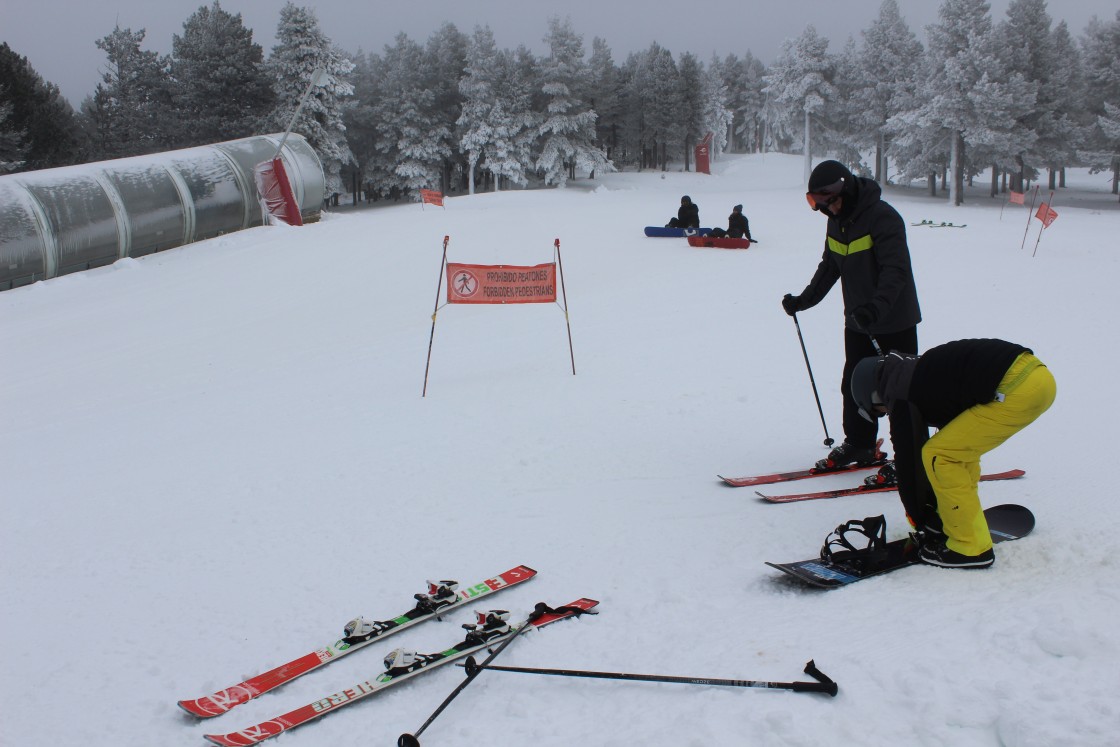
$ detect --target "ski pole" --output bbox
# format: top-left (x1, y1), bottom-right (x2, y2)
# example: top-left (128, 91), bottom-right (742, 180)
top-left (398, 602), bottom-right (593, 747)
top-left (460, 658), bottom-right (838, 697)
top-left (791, 313), bottom-right (834, 447)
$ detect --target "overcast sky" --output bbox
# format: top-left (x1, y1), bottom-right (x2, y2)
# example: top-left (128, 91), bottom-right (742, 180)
top-left (4, 0), bottom-right (1116, 106)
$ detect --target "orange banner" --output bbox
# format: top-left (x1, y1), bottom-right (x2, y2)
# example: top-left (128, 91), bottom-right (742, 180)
top-left (1034, 202), bottom-right (1058, 228)
top-left (1008, 190), bottom-right (1025, 205)
top-left (446, 263), bottom-right (557, 304)
top-left (421, 189), bottom-right (444, 206)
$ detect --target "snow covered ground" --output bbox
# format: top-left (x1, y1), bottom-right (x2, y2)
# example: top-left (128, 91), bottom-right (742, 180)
top-left (2, 153), bottom-right (1118, 746)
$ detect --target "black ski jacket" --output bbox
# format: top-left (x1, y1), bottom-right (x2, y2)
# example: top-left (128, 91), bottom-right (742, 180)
top-left (796, 177), bottom-right (921, 334)
top-left (878, 338), bottom-right (1030, 527)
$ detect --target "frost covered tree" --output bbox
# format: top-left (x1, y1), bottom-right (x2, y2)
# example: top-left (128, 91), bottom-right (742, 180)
top-left (535, 16), bottom-right (611, 186)
top-left (587, 37), bottom-right (624, 163)
top-left (1080, 11), bottom-right (1120, 196)
top-left (701, 54), bottom-right (733, 161)
top-left (85, 26), bottom-right (173, 159)
top-left (717, 53), bottom-right (766, 153)
top-left (170, 1), bottom-right (274, 148)
top-left (458, 26), bottom-right (503, 194)
top-left (0, 100), bottom-right (26, 171)
top-left (763, 25), bottom-right (835, 184)
top-left (486, 45), bottom-right (539, 189)
top-left (0, 43), bottom-right (79, 169)
top-left (266, 3), bottom-right (354, 201)
top-left (369, 33), bottom-right (447, 197)
top-left (677, 52), bottom-right (706, 171)
top-left (423, 23), bottom-right (468, 192)
top-left (996, 0), bottom-right (1080, 192)
top-left (622, 43), bottom-right (684, 170)
top-left (851, 0), bottom-right (923, 181)
top-left (897, 0), bottom-right (1035, 205)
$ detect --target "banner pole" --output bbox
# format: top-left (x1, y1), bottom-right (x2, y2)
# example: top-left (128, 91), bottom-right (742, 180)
top-left (422, 236), bottom-right (450, 397)
top-left (1020, 185), bottom-right (1039, 251)
top-left (1032, 191), bottom-right (1054, 258)
top-left (555, 238), bottom-right (576, 375)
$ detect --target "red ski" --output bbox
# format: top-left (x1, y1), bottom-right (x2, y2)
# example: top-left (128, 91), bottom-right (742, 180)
top-left (179, 565), bottom-right (536, 718)
top-left (203, 598), bottom-right (598, 746)
top-left (719, 440), bottom-right (886, 487)
top-left (686, 236), bottom-right (756, 249)
top-left (757, 469), bottom-right (1026, 503)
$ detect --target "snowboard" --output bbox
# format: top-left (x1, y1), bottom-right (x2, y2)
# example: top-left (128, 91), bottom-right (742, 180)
top-left (644, 226), bottom-right (713, 237)
top-left (766, 504), bottom-right (1034, 589)
top-left (686, 236), bottom-right (755, 249)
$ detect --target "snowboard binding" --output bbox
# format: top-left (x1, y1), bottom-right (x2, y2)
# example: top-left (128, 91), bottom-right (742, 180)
top-left (820, 515), bottom-right (889, 572)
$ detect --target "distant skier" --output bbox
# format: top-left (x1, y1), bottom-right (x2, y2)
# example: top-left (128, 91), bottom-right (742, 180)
top-left (666, 195), bottom-right (700, 229)
top-left (849, 338), bottom-right (1056, 568)
top-left (709, 204), bottom-right (751, 240)
top-left (781, 160), bottom-right (921, 473)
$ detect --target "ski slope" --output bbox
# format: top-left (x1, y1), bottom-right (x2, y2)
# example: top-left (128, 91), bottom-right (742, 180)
top-left (1, 153), bottom-right (1117, 746)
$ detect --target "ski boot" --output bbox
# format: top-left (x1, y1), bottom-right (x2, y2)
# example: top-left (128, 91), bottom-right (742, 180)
top-left (814, 439), bottom-right (882, 471)
top-left (864, 461), bottom-right (897, 487)
top-left (462, 609), bottom-right (511, 645)
top-left (413, 579), bottom-right (460, 613)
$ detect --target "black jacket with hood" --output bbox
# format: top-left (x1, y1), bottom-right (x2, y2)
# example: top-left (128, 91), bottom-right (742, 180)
top-left (796, 177), bottom-right (921, 334)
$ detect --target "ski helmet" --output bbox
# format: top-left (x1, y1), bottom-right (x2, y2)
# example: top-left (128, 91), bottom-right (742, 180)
top-left (851, 356), bottom-right (885, 422)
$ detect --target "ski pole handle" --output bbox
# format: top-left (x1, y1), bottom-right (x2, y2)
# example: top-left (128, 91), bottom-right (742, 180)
top-left (802, 659), bottom-right (839, 697)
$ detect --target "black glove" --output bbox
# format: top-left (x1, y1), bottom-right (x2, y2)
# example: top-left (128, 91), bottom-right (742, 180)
top-left (849, 304), bottom-right (877, 331)
top-left (781, 294), bottom-right (802, 316)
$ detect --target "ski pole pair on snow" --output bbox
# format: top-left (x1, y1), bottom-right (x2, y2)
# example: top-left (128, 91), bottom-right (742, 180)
top-left (398, 653), bottom-right (837, 745)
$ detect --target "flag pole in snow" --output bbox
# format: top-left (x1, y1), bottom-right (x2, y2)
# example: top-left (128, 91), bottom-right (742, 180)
top-left (273, 68), bottom-right (327, 160)
top-left (555, 238), bottom-right (576, 375)
top-left (422, 236), bottom-right (450, 397)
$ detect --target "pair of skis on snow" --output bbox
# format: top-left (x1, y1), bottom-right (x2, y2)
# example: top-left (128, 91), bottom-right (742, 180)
top-left (720, 460), bottom-right (1025, 502)
top-left (183, 565), bottom-right (598, 745)
top-left (183, 564), bottom-right (835, 746)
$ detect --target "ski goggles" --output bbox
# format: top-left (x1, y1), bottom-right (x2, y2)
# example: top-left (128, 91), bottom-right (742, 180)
top-left (805, 180), bottom-right (845, 211)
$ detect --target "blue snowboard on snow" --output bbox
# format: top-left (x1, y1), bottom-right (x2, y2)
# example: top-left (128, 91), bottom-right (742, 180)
top-left (766, 504), bottom-right (1035, 589)
top-left (644, 226), bottom-right (713, 237)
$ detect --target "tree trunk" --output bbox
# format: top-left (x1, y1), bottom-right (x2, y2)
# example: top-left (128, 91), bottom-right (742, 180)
top-left (928, 172), bottom-right (936, 197)
top-left (802, 109), bottom-right (812, 186)
top-left (990, 164), bottom-right (998, 198)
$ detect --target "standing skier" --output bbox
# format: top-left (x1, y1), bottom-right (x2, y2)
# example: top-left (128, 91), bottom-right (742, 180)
top-left (781, 160), bottom-right (921, 472)
top-left (849, 339), bottom-right (1056, 568)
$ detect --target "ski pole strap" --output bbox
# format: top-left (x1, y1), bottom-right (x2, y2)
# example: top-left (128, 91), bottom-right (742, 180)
top-left (528, 602), bottom-right (599, 622)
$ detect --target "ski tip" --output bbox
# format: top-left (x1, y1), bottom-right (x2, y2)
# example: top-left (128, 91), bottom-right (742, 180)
top-left (177, 699), bottom-right (223, 719)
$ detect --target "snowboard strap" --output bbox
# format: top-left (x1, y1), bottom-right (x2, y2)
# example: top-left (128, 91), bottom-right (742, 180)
top-left (820, 515), bottom-right (888, 569)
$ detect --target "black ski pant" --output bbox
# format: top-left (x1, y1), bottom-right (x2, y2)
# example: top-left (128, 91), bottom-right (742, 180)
top-left (841, 326), bottom-right (918, 448)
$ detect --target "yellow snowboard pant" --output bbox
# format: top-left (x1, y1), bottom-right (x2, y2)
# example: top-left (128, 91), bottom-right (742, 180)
top-left (922, 353), bottom-right (1056, 556)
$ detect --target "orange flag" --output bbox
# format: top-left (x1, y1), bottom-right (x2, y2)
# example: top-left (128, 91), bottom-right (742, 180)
top-left (1034, 202), bottom-right (1058, 228)
top-left (1009, 190), bottom-right (1025, 205)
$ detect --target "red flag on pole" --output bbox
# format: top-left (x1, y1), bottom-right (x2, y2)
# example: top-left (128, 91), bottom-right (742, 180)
top-left (421, 189), bottom-right (444, 207)
top-left (1009, 190), bottom-right (1025, 205)
top-left (253, 158), bottom-right (303, 226)
top-left (1034, 202), bottom-right (1058, 228)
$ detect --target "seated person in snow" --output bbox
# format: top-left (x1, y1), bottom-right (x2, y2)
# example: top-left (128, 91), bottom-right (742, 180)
top-left (666, 195), bottom-right (700, 228)
top-left (709, 204), bottom-right (751, 239)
